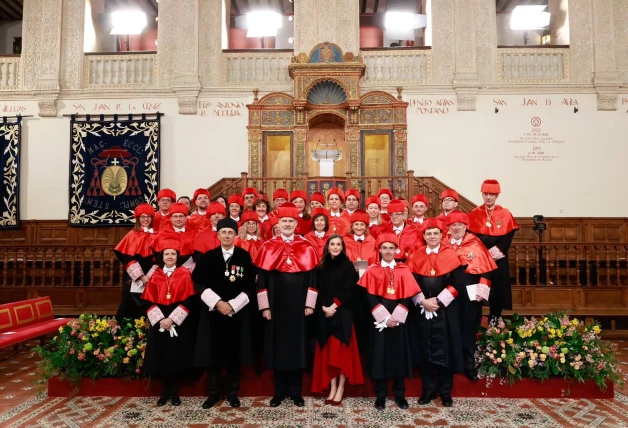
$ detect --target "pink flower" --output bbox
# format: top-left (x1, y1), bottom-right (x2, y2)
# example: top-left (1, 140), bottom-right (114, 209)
top-left (77, 352), bottom-right (85, 361)
top-left (70, 330), bottom-right (76, 336)
top-left (98, 354), bottom-right (105, 360)
top-left (598, 363), bottom-right (604, 370)
top-left (136, 369), bottom-right (140, 373)
top-left (69, 349), bottom-right (75, 355)
top-left (495, 329), bottom-right (501, 334)
top-left (500, 341), bottom-right (506, 348)
top-left (77, 333), bottom-right (83, 339)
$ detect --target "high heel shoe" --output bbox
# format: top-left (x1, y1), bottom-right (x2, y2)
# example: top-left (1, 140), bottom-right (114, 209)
top-left (332, 386), bottom-right (344, 405)
top-left (324, 399), bottom-right (334, 405)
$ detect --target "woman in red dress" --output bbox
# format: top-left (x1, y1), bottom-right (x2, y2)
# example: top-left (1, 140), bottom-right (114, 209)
top-left (290, 190), bottom-right (312, 236)
top-left (343, 209), bottom-right (378, 265)
top-left (312, 235), bottom-right (364, 403)
top-left (304, 208), bottom-right (332, 259)
top-left (114, 203), bottom-right (156, 321)
top-left (366, 196), bottom-right (388, 239)
top-left (234, 211), bottom-right (263, 261)
top-left (141, 238), bottom-right (198, 407)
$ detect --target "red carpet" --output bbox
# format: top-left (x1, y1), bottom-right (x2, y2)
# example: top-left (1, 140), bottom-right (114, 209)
top-left (48, 366), bottom-right (613, 399)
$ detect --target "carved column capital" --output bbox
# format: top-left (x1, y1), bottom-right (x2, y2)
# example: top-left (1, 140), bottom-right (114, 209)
top-left (453, 72), bottom-right (481, 111)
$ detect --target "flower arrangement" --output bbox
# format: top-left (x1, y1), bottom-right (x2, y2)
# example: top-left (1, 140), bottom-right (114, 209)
top-left (476, 312), bottom-right (624, 391)
top-left (36, 314), bottom-right (150, 385)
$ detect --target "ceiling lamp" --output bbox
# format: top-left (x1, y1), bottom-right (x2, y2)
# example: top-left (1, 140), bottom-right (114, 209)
top-left (384, 11), bottom-right (427, 40)
top-left (246, 11), bottom-right (283, 38)
top-left (509, 5), bottom-right (551, 31)
top-left (110, 10), bottom-right (147, 35)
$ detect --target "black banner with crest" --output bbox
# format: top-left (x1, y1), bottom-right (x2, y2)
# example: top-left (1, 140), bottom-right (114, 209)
top-left (0, 116), bottom-right (21, 229)
top-left (69, 113), bottom-right (160, 226)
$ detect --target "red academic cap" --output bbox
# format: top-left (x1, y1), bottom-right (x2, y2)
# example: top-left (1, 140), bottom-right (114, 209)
top-left (169, 203), bottom-right (188, 216)
top-left (290, 190), bottom-right (308, 202)
top-left (277, 201), bottom-right (300, 219)
top-left (446, 210), bottom-right (469, 226)
top-left (227, 194), bottom-right (244, 207)
top-left (387, 200), bottom-right (405, 214)
top-left (422, 218), bottom-right (445, 233)
top-left (327, 187), bottom-right (345, 203)
top-left (345, 189), bottom-right (361, 201)
top-left (365, 196), bottom-right (381, 208)
top-left (158, 188), bottom-right (176, 201)
top-left (273, 189), bottom-right (289, 201)
top-left (207, 202), bottom-right (225, 216)
top-left (376, 232), bottom-right (399, 249)
top-left (134, 203), bottom-right (154, 218)
top-left (412, 194), bottom-right (429, 207)
top-left (240, 210), bottom-right (260, 226)
top-left (241, 187), bottom-right (259, 198)
top-left (192, 188), bottom-right (210, 204)
top-left (154, 236), bottom-right (181, 253)
top-left (377, 188), bottom-right (393, 199)
top-left (310, 192), bottom-right (326, 205)
top-left (311, 207), bottom-right (330, 219)
top-left (481, 179), bottom-right (501, 194)
top-left (350, 209), bottom-right (369, 224)
top-left (440, 189), bottom-right (459, 202)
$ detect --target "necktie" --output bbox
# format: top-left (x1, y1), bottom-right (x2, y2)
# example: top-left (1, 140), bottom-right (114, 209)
top-left (393, 226), bottom-right (403, 234)
top-left (330, 212), bottom-right (340, 218)
top-left (247, 235), bottom-right (258, 241)
top-left (451, 239), bottom-right (462, 246)
top-left (315, 231), bottom-right (325, 238)
top-left (163, 266), bottom-right (175, 276)
top-left (143, 227), bottom-right (154, 233)
top-left (174, 227), bottom-right (185, 233)
top-left (355, 236), bottom-right (364, 242)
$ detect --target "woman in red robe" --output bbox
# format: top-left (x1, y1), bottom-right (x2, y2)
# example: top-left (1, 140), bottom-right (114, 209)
top-left (234, 211), bottom-right (263, 261)
top-left (326, 188), bottom-right (350, 236)
top-left (114, 203), bottom-right (156, 321)
top-left (311, 235), bottom-right (364, 403)
top-left (343, 209), bottom-right (378, 265)
top-left (366, 196), bottom-right (388, 239)
top-left (141, 238), bottom-right (199, 407)
top-left (254, 198), bottom-right (272, 240)
top-left (290, 190), bottom-right (312, 236)
top-left (304, 208), bottom-right (332, 259)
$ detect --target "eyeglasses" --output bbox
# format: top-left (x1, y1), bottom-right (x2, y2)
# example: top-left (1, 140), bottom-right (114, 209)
top-left (139, 215), bottom-right (152, 219)
top-left (442, 198), bottom-right (456, 203)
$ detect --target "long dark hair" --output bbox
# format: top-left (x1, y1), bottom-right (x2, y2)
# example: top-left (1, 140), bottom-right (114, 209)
top-left (320, 234), bottom-right (346, 268)
top-left (312, 214), bottom-right (329, 232)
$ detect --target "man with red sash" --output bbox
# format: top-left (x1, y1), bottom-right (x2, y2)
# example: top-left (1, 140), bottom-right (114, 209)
top-left (467, 179), bottom-right (519, 320)
top-left (435, 190), bottom-right (459, 224)
top-left (442, 211), bottom-right (497, 380)
top-left (357, 232), bottom-right (421, 411)
top-left (241, 187), bottom-right (259, 211)
top-left (255, 202), bottom-right (319, 407)
top-left (406, 218), bottom-right (466, 407)
top-left (187, 188), bottom-right (212, 231)
top-left (381, 200), bottom-right (418, 262)
top-left (151, 203), bottom-right (196, 269)
top-left (153, 188), bottom-right (176, 232)
top-left (193, 201), bottom-right (226, 262)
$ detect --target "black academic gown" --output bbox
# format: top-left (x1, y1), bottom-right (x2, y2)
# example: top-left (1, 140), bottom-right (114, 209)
top-left (315, 252), bottom-right (359, 348)
top-left (193, 246), bottom-right (255, 368)
top-left (410, 266), bottom-right (467, 373)
top-left (473, 230), bottom-right (516, 310)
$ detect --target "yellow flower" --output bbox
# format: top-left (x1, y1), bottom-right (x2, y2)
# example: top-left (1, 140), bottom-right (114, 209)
top-left (592, 326), bottom-right (601, 334)
top-left (556, 330), bottom-right (563, 337)
top-left (539, 354), bottom-right (547, 361)
top-left (92, 333), bottom-right (98, 338)
top-left (506, 339), bottom-right (514, 345)
top-left (560, 358), bottom-right (566, 364)
top-left (537, 326), bottom-right (543, 331)
top-left (59, 327), bottom-right (64, 333)
top-left (493, 350), bottom-right (498, 354)
top-left (123, 357), bottom-right (130, 364)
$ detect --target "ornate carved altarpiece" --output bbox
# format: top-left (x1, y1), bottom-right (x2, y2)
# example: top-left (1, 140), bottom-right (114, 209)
top-left (247, 42), bottom-right (409, 193)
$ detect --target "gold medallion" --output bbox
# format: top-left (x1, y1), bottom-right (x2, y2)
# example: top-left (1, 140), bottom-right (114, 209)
top-left (229, 275), bottom-right (236, 282)
top-left (166, 293), bottom-right (171, 300)
top-left (387, 287), bottom-right (395, 295)
top-left (430, 268), bottom-right (436, 276)
top-left (356, 257), bottom-right (361, 261)
top-left (286, 258), bottom-right (292, 265)
top-left (486, 221), bottom-right (492, 228)
top-left (333, 226), bottom-right (337, 231)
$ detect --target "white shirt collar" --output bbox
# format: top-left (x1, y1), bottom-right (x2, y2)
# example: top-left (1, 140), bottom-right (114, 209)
top-left (259, 215), bottom-right (269, 222)
top-left (426, 244), bottom-right (440, 255)
top-left (281, 234), bottom-right (294, 242)
top-left (354, 235), bottom-right (364, 242)
top-left (222, 246), bottom-right (234, 261)
top-left (231, 216), bottom-right (240, 222)
top-left (222, 246), bottom-right (234, 254)
top-left (451, 237), bottom-right (462, 246)
top-left (413, 217), bottom-right (424, 223)
top-left (160, 211), bottom-right (169, 217)
top-left (211, 226), bottom-right (217, 231)
top-left (196, 210), bottom-right (206, 215)
top-left (393, 225), bottom-right (404, 232)
top-left (381, 259), bottom-right (396, 269)
top-left (299, 213), bottom-right (303, 218)
top-left (174, 226), bottom-right (185, 233)
top-left (369, 221), bottom-right (378, 226)
top-left (346, 209), bottom-right (355, 215)
top-left (330, 211), bottom-right (340, 218)
top-left (314, 231), bottom-right (325, 238)
top-left (142, 227), bottom-right (153, 233)
top-left (163, 266), bottom-right (176, 276)
top-left (247, 234), bottom-right (258, 241)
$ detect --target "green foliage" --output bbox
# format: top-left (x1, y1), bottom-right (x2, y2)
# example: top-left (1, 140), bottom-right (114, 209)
top-left (35, 314), bottom-right (149, 386)
top-left (476, 312), bottom-right (624, 392)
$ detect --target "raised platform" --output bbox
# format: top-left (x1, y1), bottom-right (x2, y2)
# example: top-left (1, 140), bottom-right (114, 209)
top-left (48, 367), bottom-right (614, 399)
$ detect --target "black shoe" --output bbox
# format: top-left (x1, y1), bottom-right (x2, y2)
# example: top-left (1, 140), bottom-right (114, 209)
top-left (171, 395), bottom-right (182, 406)
top-left (291, 395), bottom-right (305, 407)
top-left (156, 395), bottom-right (169, 407)
top-left (270, 395), bottom-right (284, 407)
top-left (394, 396), bottom-right (409, 409)
top-left (418, 392), bottom-right (437, 405)
top-left (465, 369), bottom-right (478, 381)
top-left (227, 395), bottom-right (241, 408)
top-left (441, 394), bottom-right (453, 407)
top-left (374, 397), bottom-right (386, 410)
top-left (202, 394), bottom-right (221, 409)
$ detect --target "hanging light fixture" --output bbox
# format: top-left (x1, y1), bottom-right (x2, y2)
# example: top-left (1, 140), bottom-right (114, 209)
top-left (110, 10), bottom-right (148, 35)
top-left (509, 5), bottom-right (551, 31)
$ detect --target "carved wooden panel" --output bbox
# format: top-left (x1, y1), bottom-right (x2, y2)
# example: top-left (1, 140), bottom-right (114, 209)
top-left (547, 220), bottom-right (583, 242)
top-left (585, 220), bottom-right (627, 243)
top-left (36, 221), bottom-right (72, 244)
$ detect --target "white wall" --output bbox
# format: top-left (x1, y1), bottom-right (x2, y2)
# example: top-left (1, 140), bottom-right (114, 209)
top-left (0, 21), bottom-right (22, 54)
top-left (5, 92), bottom-right (628, 220)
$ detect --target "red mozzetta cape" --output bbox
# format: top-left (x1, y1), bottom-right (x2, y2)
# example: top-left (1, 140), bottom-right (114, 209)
top-left (234, 236), bottom-right (263, 262)
top-left (442, 233), bottom-right (497, 275)
top-left (193, 229), bottom-right (221, 254)
top-left (186, 212), bottom-right (212, 231)
top-left (468, 205), bottom-right (519, 236)
top-left (328, 214), bottom-right (350, 236)
top-left (406, 246), bottom-right (463, 277)
top-left (304, 230), bottom-right (333, 260)
top-left (296, 217), bottom-right (312, 236)
top-left (153, 212), bottom-right (171, 233)
top-left (343, 235), bottom-right (378, 264)
top-left (357, 263), bottom-right (421, 299)
top-left (141, 267), bottom-right (195, 305)
top-left (255, 235), bottom-right (319, 273)
top-left (114, 230), bottom-right (154, 258)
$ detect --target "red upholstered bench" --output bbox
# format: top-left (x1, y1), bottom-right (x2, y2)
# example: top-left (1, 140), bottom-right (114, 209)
top-left (0, 297), bottom-right (69, 349)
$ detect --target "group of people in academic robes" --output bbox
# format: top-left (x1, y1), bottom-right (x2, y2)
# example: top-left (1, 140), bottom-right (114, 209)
top-left (112, 179), bottom-right (518, 409)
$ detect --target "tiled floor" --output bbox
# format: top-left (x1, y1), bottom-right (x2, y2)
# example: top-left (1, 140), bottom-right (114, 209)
top-left (0, 340), bottom-right (626, 427)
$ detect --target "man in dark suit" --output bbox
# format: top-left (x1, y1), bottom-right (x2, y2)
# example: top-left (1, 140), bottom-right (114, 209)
top-left (193, 218), bottom-right (256, 409)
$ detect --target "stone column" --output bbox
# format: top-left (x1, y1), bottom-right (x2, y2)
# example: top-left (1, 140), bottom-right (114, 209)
top-left (452, 0), bottom-right (481, 111)
top-left (591, 0), bottom-right (622, 110)
top-left (22, 0), bottom-right (63, 116)
top-left (568, 0), bottom-right (595, 84)
top-left (614, 0), bottom-right (628, 86)
top-left (549, 0), bottom-right (570, 45)
top-left (293, 0), bottom-right (359, 55)
top-left (173, 0), bottom-right (202, 114)
top-left (430, 0), bottom-right (455, 85)
top-left (60, 0), bottom-right (86, 90)
top-left (475, 0), bottom-right (498, 84)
